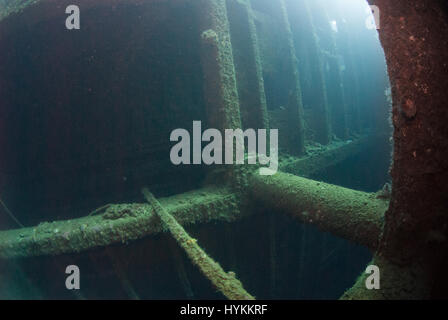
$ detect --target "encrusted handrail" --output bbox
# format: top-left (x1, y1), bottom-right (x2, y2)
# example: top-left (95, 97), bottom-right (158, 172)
top-left (143, 188), bottom-right (254, 300)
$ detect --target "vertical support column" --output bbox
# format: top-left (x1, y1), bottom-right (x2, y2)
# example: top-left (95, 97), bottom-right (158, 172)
top-left (226, 0), bottom-right (269, 131)
top-left (198, 0), bottom-right (244, 185)
top-left (309, 0), bottom-right (349, 140)
top-left (301, 0), bottom-right (332, 144)
top-left (199, 0), bottom-right (242, 132)
top-left (279, 0), bottom-right (305, 155)
top-left (333, 2), bottom-right (361, 134)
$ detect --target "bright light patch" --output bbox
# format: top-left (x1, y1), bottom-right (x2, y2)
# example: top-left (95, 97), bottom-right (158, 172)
top-left (330, 20), bottom-right (338, 32)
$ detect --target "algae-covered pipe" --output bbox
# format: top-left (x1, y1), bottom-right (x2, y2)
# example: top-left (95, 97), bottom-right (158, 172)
top-left (249, 171), bottom-right (387, 249)
top-left (0, 187), bottom-right (239, 259)
top-left (198, 0), bottom-right (245, 187)
top-left (142, 188), bottom-right (255, 300)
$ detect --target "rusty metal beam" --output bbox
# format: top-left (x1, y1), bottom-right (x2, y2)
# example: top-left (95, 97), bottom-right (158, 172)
top-left (0, 135), bottom-right (375, 259)
top-left (249, 171), bottom-right (387, 249)
top-left (0, 187), bottom-right (239, 258)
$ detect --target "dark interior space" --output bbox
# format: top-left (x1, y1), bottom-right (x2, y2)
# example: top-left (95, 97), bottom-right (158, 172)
top-left (0, 1), bottom-right (207, 227)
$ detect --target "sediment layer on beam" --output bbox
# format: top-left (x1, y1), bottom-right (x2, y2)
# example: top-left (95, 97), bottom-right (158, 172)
top-left (249, 171), bottom-right (388, 249)
top-left (0, 187), bottom-right (239, 258)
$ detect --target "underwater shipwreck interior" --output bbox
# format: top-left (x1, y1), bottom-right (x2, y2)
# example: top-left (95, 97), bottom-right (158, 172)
top-left (0, 0), bottom-right (447, 300)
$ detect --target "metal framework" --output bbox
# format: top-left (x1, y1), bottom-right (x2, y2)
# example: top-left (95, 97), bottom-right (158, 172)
top-left (2, 0), bottom-right (444, 300)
